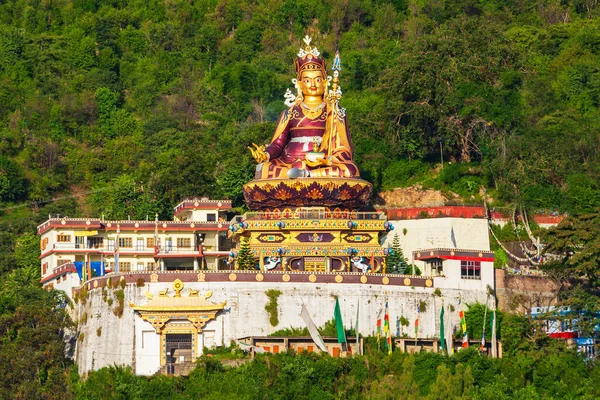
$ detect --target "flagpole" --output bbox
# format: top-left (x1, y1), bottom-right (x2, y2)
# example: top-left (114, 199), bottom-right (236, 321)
top-left (115, 223), bottom-right (120, 274)
top-left (440, 297), bottom-right (445, 353)
top-left (481, 294), bottom-right (489, 351)
top-left (355, 295), bottom-right (360, 355)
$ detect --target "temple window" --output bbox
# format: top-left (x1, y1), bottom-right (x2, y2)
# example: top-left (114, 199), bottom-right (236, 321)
top-left (57, 259), bottom-right (72, 267)
top-left (207, 214), bottom-right (216, 222)
top-left (119, 237), bottom-right (132, 248)
top-left (119, 262), bottom-right (131, 272)
top-left (461, 261), bottom-right (481, 279)
top-left (89, 237), bottom-right (103, 249)
top-left (177, 238), bottom-right (191, 248)
top-left (147, 238), bottom-right (160, 248)
top-left (57, 234), bottom-right (71, 242)
top-left (428, 259), bottom-right (444, 276)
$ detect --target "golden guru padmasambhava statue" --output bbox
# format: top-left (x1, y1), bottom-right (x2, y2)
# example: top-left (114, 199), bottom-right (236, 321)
top-left (248, 36), bottom-right (359, 179)
top-left (244, 36), bottom-right (372, 210)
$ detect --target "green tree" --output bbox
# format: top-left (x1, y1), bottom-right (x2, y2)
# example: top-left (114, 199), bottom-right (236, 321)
top-left (0, 156), bottom-right (28, 202)
top-left (236, 237), bottom-right (256, 270)
top-left (95, 87), bottom-right (117, 138)
top-left (542, 211), bottom-right (600, 286)
top-left (0, 273), bottom-right (74, 399)
top-left (386, 233), bottom-right (410, 274)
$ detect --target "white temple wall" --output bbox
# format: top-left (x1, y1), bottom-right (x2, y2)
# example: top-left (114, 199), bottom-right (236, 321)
top-left (135, 318), bottom-right (161, 376)
top-left (383, 218), bottom-right (491, 260)
top-left (76, 278), bottom-right (489, 376)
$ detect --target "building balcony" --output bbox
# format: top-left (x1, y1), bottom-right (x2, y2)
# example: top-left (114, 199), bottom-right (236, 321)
top-left (241, 210), bottom-right (387, 221)
top-left (48, 243), bottom-right (155, 254)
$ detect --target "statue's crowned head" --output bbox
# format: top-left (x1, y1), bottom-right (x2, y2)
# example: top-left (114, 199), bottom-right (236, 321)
top-left (294, 36), bottom-right (327, 81)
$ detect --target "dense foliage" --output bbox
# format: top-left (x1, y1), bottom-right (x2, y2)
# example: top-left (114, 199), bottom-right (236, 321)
top-left (70, 344), bottom-right (599, 400)
top-left (1, 0), bottom-right (599, 398)
top-left (0, 0), bottom-right (599, 224)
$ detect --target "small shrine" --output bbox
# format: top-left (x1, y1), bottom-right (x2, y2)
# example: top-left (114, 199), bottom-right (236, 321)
top-left (131, 279), bottom-right (227, 366)
top-left (234, 37), bottom-right (391, 273)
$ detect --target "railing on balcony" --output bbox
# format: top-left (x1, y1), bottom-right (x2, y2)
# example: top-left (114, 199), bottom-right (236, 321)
top-left (241, 210), bottom-right (387, 221)
top-left (156, 246), bottom-right (201, 254)
top-left (51, 243), bottom-right (155, 252)
top-left (119, 265), bottom-right (158, 273)
top-left (53, 243), bottom-right (104, 250)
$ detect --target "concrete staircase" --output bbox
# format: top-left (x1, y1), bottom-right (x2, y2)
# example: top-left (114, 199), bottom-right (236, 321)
top-left (154, 361), bottom-right (197, 377)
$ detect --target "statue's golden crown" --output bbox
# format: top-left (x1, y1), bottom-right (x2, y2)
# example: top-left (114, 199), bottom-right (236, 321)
top-left (294, 36), bottom-right (327, 79)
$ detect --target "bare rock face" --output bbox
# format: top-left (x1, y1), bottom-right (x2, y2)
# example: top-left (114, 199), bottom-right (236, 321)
top-left (374, 186), bottom-right (449, 208)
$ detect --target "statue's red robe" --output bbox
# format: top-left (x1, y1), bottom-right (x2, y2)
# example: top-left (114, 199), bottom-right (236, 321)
top-left (257, 103), bottom-right (360, 179)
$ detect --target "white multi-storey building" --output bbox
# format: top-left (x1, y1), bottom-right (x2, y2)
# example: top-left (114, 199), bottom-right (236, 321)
top-left (38, 198), bottom-right (231, 293)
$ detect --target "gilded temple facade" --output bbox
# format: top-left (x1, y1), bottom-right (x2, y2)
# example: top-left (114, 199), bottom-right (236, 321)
top-left (230, 208), bottom-right (391, 274)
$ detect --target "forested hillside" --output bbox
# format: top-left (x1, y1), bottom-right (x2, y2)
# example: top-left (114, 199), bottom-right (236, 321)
top-left (1, 0), bottom-right (600, 225)
top-left (0, 1), bottom-right (599, 397)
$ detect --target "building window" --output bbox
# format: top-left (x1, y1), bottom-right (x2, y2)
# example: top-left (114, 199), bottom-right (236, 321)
top-left (147, 238), bottom-right (160, 248)
top-left (57, 234), bottom-right (71, 242)
top-left (461, 261), bottom-right (481, 279)
top-left (207, 214), bottom-right (216, 222)
top-left (147, 262), bottom-right (155, 270)
top-left (88, 237), bottom-right (103, 249)
top-left (177, 238), bottom-right (191, 248)
top-left (119, 237), bottom-right (132, 248)
top-left (42, 262), bottom-right (48, 275)
top-left (119, 262), bottom-right (131, 272)
top-left (428, 259), bottom-right (444, 276)
top-left (57, 259), bottom-right (72, 267)
top-left (40, 238), bottom-right (48, 251)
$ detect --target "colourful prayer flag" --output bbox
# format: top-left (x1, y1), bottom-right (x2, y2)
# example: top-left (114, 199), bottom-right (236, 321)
top-left (459, 309), bottom-right (469, 348)
top-left (383, 298), bottom-right (392, 355)
top-left (414, 318), bottom-right (419, 341)
top-left (334, 297), bottom-right (347, 344)
top-left (414, 301), bottom-right (420, 341)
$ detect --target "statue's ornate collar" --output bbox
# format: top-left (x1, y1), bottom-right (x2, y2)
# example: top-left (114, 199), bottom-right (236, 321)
top-left (300, 102), bottom-right (326, 120)
top-left (301, 102), bottom-right (326, 111)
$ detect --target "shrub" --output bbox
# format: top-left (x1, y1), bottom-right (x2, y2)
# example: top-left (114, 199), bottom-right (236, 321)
top-left (113, 289), bottom-right (125, 318)
top-left (265, 290), bottom-right (282, 326)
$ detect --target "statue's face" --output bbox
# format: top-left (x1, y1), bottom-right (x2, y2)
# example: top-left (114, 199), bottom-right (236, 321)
top-left (299, 70), bottom-right (326, 97)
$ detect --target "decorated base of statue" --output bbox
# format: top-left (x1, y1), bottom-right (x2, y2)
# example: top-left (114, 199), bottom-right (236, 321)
top-left (243, 177), bottom-right (373, 210)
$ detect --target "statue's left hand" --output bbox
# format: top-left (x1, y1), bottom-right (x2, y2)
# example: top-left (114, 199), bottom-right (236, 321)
top-left (305, 156), bottom-right (331, 168)
top-left (248, 143), bottom-right (269, 163)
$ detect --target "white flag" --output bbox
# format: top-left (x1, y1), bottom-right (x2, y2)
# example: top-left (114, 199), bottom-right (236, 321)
top-left (491, 310), bottom-right (497, 358)
top-left (300, 304), bottom-right (328, 352)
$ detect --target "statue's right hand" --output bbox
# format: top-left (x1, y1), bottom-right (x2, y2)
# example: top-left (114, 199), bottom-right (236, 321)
top-left (248, 143), bottom-right (269, 163)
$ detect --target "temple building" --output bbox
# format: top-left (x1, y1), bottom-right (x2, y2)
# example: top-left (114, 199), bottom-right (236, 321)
top-left (38, 38), bottom-right (501, 376)
top-left (38, 198), bottom-right (231, 292)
